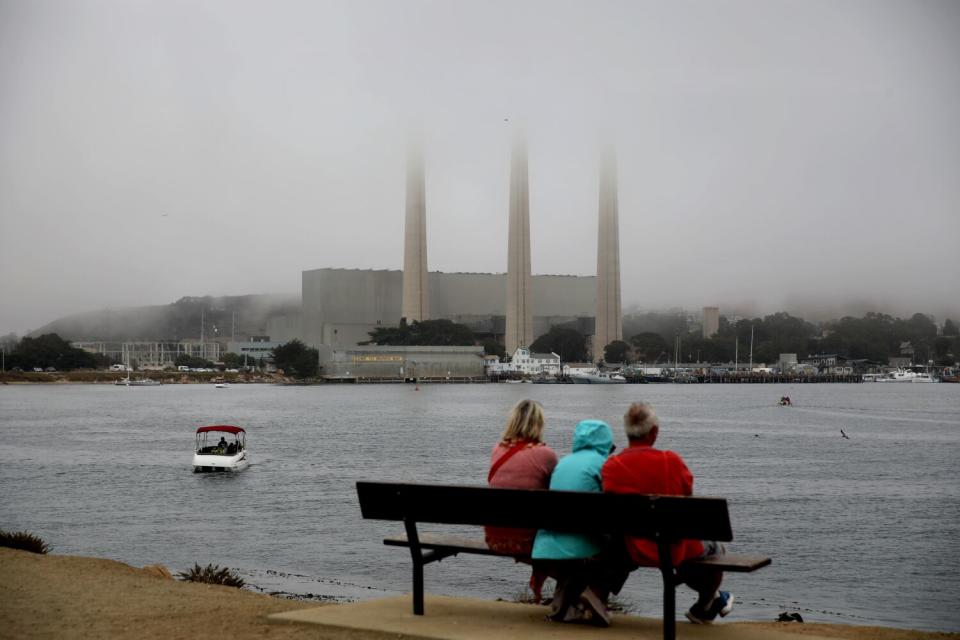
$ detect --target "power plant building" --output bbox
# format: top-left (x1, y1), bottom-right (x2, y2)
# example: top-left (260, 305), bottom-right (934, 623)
top-left (302, 268), bottom-right (595, 348)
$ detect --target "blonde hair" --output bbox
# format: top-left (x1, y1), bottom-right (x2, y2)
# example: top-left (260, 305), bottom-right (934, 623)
top-left (624, 402), bottom-right (658, 439)
top-left (501, 399), bottom-right (546, 443)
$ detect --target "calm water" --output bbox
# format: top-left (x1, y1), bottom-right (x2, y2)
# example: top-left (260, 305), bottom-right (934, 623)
top-left (1, 383), bottom-right (958, 631)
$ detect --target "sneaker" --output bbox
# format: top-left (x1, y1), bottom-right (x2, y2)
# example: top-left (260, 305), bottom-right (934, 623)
top-left (717, 591), bottom-right (734, 618)
top-left (546, 602), bottom-right (588, 623)
top-left (685, 591), bottom-right (734, 624)
top-left (579, 588), bottom-right (612, 627)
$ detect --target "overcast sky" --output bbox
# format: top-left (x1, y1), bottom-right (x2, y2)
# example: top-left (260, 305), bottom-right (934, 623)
top-left (2, 0), bottom-right (958, 335)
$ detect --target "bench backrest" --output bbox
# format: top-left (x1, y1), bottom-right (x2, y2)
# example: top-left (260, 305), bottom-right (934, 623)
top-left (357, 482), bottom-right (733, 542)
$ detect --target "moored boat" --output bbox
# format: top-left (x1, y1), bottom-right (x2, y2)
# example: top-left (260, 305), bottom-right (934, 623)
top-left (570, 370), bottom-right (627, 384)
top-left (876, 369), bottom-right (936, 383)
top-left (192, 425), bottom-right (249, 472)
top-left (114, 376), bottom-right (161, 386)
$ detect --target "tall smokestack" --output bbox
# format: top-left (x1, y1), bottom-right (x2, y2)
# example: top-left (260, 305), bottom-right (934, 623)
top-left (505, 134), bottom-right (533, 354)
top-left (594, 147), bottom-right (622, 360)
top-left (401, 143), bottom-right (429, 323)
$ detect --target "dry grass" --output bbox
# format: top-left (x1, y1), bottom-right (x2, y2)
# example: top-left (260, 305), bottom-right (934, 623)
top-left (176, 563), bottom-right (245, 588)
top-left (0, 530), bottom-right (51, 554)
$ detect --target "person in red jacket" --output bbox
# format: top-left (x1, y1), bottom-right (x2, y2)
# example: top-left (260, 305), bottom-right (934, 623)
top-left (601, 402), bottom-right (734, 624)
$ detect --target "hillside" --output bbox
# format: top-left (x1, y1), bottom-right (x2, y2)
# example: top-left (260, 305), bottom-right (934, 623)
top-left (30, 294), bottom-right (300, 342)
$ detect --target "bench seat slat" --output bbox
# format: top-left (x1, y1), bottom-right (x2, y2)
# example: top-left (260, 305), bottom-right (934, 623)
top-left (383, 534), bottom-right (770, 572)
top-left (384, 534), bottom-right (517, 557)
top-left (693, 552), bottom-right (771, 572)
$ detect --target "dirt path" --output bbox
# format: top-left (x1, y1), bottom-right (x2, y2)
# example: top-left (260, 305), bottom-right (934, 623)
top-left (1, 549), bottom-right (955, 640)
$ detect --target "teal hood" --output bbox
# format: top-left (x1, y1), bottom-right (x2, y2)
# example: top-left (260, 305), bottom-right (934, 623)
top-left (531, 419), bottom-right (614, 561)
top-left (571, 419), bottom-right (614, 456)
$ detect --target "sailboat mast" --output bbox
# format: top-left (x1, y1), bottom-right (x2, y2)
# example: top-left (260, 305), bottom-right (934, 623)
top-left (749, 324), bottom-right (754, 373)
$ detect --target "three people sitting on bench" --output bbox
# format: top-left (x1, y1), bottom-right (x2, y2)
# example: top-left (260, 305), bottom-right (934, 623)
top-left (493, 400), bottom-right (734, 626)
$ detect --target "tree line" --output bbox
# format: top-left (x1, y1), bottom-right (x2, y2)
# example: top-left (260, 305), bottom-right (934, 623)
top-left (362, 311), bottom-right (959, 367)
top-left (4, 310), bottom-right (955, 376)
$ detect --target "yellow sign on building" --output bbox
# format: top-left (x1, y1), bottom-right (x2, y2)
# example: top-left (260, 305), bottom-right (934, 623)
top-left (352, 355), bottom-right (404, 363)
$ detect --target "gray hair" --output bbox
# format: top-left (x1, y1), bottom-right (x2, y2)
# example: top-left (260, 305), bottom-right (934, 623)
top-left (624, 402), bottom-right (658, 438)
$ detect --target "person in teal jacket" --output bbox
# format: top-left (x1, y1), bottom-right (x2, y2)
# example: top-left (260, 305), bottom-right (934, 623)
top-left (532, 419), bottom-right (615, 625)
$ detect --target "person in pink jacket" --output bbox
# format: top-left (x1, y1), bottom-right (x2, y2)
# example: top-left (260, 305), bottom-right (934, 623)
top-left (485, 399), bottom-right (558, 602)
top-left (485, 398), bottom-right (559, 554)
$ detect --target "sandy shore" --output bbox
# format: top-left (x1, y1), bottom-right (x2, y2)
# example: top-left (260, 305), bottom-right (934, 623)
top-left (1, 549), bottom-right (955, 640)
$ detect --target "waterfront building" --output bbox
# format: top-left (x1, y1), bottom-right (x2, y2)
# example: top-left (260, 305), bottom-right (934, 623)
top-left (778, 353), bottom-right (798, 373)
top-left (317, 345), bottom-right (484, 380)
top-left (226, 339), bottom-right (283, 364)
top-left (507, 347), bottom-right (561, 376)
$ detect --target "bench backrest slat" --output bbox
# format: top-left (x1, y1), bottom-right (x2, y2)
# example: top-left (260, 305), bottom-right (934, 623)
top-left (357, 482), bottom-right (733, 542)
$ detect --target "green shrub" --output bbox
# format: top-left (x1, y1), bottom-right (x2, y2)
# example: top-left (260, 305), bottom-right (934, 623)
top-left (176, 563), bottom-right (245, 588)
top-left (0, 530), bottom-right (51, 554)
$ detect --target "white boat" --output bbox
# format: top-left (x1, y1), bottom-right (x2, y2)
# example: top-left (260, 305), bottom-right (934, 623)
top-left (114, 372), bottom-right (161, 386)
top-left (214, 383), bottom-right (229, 389)
top-left (570, 370), bottom-right (627, 384)
top-left (876, 369), bottom-right (936, 383)
top-left (192, 425), bottom-right (249, 473)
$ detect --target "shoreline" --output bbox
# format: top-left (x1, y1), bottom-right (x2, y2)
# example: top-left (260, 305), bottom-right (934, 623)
top-left (1, 549), bottom-right (956, 640)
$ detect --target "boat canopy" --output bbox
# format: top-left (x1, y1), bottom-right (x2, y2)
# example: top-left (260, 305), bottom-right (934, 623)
top-left (196, 425), bottom-right (245, 434)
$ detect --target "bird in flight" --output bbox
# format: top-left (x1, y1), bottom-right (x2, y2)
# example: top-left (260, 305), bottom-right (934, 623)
top-left (841, 429), bottom-right (850, 439)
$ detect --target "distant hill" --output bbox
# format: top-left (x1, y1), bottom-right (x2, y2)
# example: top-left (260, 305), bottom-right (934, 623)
top-left (30, 294), bottom-right (300, 342)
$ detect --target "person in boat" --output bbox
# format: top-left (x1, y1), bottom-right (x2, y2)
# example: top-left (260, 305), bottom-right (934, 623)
top-left (532, 419), bottom-right (616, 625)
top-left (226, 441), bottom-right (237, 455)
top-left (485, 399), bottom-right (558, 599)
top-left (600, 402), bottom-right (734, 625)
top-left (217, 436), bottom-right (228, 453)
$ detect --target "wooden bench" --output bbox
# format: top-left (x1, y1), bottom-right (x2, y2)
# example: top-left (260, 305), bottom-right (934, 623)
top-left (357, 481), bottom-right (770, 640)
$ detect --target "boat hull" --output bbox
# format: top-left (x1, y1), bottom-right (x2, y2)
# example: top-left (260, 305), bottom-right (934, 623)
top-left (570, 374), bottom-right (626, 384)
top-left (192, 452), bottom-right (249, 473)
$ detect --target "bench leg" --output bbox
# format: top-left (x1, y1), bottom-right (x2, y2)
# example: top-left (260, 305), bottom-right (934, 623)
top-left (404, 519), bottom-right (425, 615)
top-left (661, 571), bottom-right (675, 640)
top-left (658, 540), bottom-right (676, 640)
top-left (412, 557), bottom-right (424, 615)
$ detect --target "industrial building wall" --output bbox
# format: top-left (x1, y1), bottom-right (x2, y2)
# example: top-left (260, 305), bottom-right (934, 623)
top-left (429, 272), bottom-right (506, 316)
top-left (302, 268), bottom-right (596, 348)
top-left (532, 275), bottom-right (595, 316)
top-left (321, 345), bottom-right (485, 379)
top-left (266, 314), bottom-right (302, 343)
top-left (302, 269), bottom-right (403, 347)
